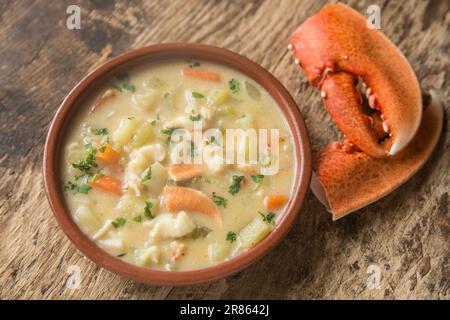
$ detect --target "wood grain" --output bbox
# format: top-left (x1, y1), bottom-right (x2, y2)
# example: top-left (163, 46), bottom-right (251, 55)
top-left (0, 0), bottom-right (448, 299)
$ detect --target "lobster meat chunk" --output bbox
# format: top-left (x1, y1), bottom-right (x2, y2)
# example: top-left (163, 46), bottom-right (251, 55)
top-left (311, 93), bottom-right (443, 220)
top-left (290, 3), bottom-right (422, 158)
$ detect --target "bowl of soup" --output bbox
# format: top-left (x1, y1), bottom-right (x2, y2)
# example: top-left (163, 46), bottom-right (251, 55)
top-left (44, 43), bottom-right (311, 285)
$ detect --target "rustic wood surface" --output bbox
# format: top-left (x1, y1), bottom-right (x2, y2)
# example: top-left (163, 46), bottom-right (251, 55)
top-left (0, 0), bottom-right (448, 300)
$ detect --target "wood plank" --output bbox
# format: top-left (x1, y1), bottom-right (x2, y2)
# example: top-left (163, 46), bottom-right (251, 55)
top-left (0, 0), bottom-right (448, 299)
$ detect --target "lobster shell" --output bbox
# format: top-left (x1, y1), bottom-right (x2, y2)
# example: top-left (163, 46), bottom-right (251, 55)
top-left (290, 3), bottom-right (422, 157)
top-left (311, 93), bottom-right (443, 220)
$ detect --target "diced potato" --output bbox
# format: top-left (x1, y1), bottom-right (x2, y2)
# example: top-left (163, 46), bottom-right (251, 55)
top-left (208, 88), bottom-right (229, 107)
top-left (131, 90), bottom-right (159, 111)
top-left (66, 142), bottom-right (84, 163)
top-left (113, 117), bottom-right (140, 147)
top-left (115, 194), bottom-right (145, 215)
top-left (145, 162), bottom-right (168, 195)
top-left (135, 246), bottom-right (160, 266)
top-left (131, 121), bottom-right (155, 148)
top-left (236, 114), bottom-right (256, 129)
top-left (74, 206), bottom-right (100, 231)
top-left (148, 212), bottom-right (196, 241)
top-left (98, 239), bottom-right (124, 251)
top-left (208, 242), bottom-right (230, 263)
top-left (128, 144), bottom-right (167, 173)
top-left (203, 144), bottom-right (226, 174)
top-left (239, 216), bottom-right (271, 249)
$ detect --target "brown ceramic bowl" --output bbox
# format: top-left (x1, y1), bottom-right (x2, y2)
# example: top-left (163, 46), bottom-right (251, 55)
top-left (43, 43), bottom-right (311, 285)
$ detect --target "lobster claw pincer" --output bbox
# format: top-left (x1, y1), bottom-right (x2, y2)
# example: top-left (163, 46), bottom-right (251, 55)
top-left (290, 3), bottom-right (422, 158)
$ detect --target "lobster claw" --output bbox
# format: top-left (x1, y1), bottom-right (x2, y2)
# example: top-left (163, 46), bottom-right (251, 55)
top-left (311, 93), bottom-right (443, 219)
top-left (290, 3), bottom-right (422, 158)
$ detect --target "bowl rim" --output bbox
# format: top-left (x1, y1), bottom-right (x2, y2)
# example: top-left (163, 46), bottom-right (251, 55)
top-left (43, 43), bottom-right (311, 285)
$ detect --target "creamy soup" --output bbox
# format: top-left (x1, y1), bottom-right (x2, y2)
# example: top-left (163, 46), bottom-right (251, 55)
top-left (61, 60), bottom-right (295, 270)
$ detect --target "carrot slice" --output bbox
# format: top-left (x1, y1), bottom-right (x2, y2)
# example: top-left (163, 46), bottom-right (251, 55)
top-left (162, 186), bottom-right (221, 224)
top-left (264, 194), bottom-right (288, 210)
top-left (182, 67), bottom-right (221, 82)
top-left (90, 175), bottom-right (122, 195)
top-left (96, 144), bottom-right (120, 165)
top-left (167, 164), bottom-right (205, 181)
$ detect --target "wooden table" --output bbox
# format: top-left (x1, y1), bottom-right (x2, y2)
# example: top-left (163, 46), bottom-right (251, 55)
top-left (0, 0), bottom-right (448, 299)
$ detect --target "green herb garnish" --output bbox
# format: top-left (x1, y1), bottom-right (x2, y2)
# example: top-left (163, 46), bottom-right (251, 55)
top-left (226, 231), bottom-right (237, 243)
top-left (132, 214), bottom-right (142, 223)
top-left (117, 253), bottom-right (127, 257)
top-left (186, 226), bottom-right (211, 240)
top-left (115, 73), bottom-right (135, 92)
top-left (144, 201), bottom-right (154, 219)
top-left (111, 217), bottom-right (127, 228)
top-left (93, 127), bottom-right (109, 135)
top-left (259, 211), bottom-right (276, 225)
top-left (229, 78), bottom-right (240, 94)
top-left (142, 166), bottom-right (152, 182)
top-left (251, 174), bottom-right (264, 184)
top-left (160, 127), bottom-right (176, 135)
top-left (64, 181), bottom-right (90, 194)
top-left (189, 113), bottom-right (202, 121)
top-left (228, 175), bottom-right (244, 196)
top-left (192, 92), bottom-right (205, 99)
top-left (72, 147), bottom-right (97, 172)
top-left (212, 192), bottom-right (228, 208)
top-left (122, 81), bottom-right (135, 92)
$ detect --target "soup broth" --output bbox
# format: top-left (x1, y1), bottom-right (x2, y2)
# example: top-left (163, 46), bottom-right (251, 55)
top-left (61, 60), bottom-right (295, 270)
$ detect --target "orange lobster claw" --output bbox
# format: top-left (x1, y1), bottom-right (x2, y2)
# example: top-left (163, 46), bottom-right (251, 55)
top-left (311, 93), bottom-right (443, 220)
top-left (290, 3), bottom-right (422, 158)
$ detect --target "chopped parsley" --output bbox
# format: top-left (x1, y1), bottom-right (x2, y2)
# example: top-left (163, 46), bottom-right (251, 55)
top-left (205, 136), bottom-right (219, 146)
top-left (226, 231), bottom-right (237, 243)
top-left (64, 181), bottom-right (92, 194)
top-left (251, 174), bottom-right (264, 184)
top-left (115, 73), bottom-right (135, 92)
top-left (259, 211), bottom-right (276, 225)
top-left (189, 113), bottom-right (202, 121)
top-left (144, 201), bottom-right (154, 219)
top-left (212, 192), bottom-right (228, 208)
top-left (111, 83), bottom-right (122, 92)
top-left (192, 91), bottom-right (205, 99)
top-left (132, 214), bottom-right (142, 223)
top-left (117, 253), bottom-right (127, 257)
top-left (142, 166), bottom-right (152, 182)
top-left (92, 127), bottom-right (108, 135)
top-left (160, 127), bottom-right (176, 135)
top-left (71, 147), bottom-right (97, 172)
top-left (111, 217), bottom-right (127, 228)
top-left (122, 81), bottom-right (135, 92)
top-left (229, 78), bottom-right (240, 94)
top-left (228, 175), bottom-right (244, 196)
top-left (186, 226), bottom-right (211, 240)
